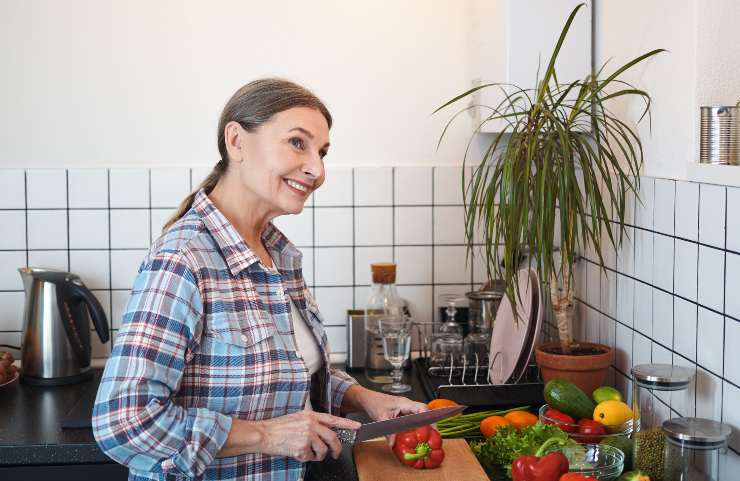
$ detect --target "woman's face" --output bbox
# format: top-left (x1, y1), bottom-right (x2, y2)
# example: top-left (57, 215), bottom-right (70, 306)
top-left (230, 106), bottom-right (329, 217)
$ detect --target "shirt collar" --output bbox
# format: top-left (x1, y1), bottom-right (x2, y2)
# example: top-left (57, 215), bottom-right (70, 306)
top-left (192, 189), bottom-right (302, 276)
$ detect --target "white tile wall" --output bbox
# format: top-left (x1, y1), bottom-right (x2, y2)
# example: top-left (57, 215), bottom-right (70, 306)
top-left (727, 187), bottom-right (740, 253)
top-left (273, 208), bottom-right (313, 247)
top-left (27, 210), bottom-right (68, 250)
top-left (395, 206), bottom-right (432, 244)
top-left (5, 168), bottom-right (740, 460)
top-left (109, 169), bottom-right (149, 208)
top-left (68, 169), bottom-right (108, 208)
top-left (110, 210), bottom-right (150, 249)
top-left (354, 167), bottom-right (392, 206)
top-left (699, 184), bottom-right (726, 248)
top-left (0, 210), bottom-right (26, 250)
top-left (26, 169), bottom-right (66, 209)
top-left (312, 167), bottom-right (352, 206)
top-left (577, 175), bottom-right (740, 462)
top-left (675, 180), bottom-right (699, 241)
top-left (395, 246), bottom-right (432, 284)
top-left (314, 207), bottom-right (352, 246)
top-left (698, 246), bottom-right (724, 312)
top-left (0, 169), bottom-right (26, 209)
top-left (354, 207), bottom-right (392, 246)
top-left (69, 210), bottom-right (109, 249)
top-left (150, 167), bottom-right (190, 208)
top-left (433, 206), bottom-right (466, 244)
top-left (653, 178), bottom-right (675, 235)
top-left (394, 167), bottom-right (432, 205)
top-left (354, 246), bottom-right (393, 285)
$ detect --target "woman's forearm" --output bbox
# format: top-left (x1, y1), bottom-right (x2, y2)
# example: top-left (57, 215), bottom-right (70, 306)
top-left (215, 419), bottom-right (265, 458)
top-left (340, 384), bottom-right (371, 415)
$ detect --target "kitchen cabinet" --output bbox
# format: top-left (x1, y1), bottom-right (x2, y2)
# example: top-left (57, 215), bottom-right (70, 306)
top-left (469, 0), bottom-right (593, 133)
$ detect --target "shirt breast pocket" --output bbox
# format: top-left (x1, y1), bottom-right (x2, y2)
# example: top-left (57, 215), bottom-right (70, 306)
top-left (206, 311), bottom-right (276, 351)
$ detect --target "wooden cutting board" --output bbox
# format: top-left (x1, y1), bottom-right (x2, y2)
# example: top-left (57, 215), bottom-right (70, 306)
top-left (354, 438), bottom-right (489, 481)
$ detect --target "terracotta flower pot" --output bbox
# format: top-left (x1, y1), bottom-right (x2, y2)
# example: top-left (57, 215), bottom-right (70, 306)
top-left (535, 341), bottom-right (614, 397)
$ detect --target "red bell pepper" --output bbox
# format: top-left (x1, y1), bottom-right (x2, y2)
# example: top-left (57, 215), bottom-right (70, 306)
top-left (559, 473), bottom-right (598, 481)
top-left (511, 436), bottom-right (569, 481)
top-left (544, 408), bottom-right (576, 433)
top-left (576, 419), bottom-right (606, 443)
top-left (392, 425), bottom-right (445, 469)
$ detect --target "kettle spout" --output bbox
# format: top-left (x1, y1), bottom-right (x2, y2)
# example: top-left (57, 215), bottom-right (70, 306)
top-left (18, 267), bottom-right (35, 293)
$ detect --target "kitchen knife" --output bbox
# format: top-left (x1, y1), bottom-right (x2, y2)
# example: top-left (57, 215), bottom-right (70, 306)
top-left (333, 404), bottom-right (466, 445)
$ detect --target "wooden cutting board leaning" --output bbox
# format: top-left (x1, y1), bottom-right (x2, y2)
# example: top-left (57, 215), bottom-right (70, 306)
top-left (354, 438), bottom-right (489, 481)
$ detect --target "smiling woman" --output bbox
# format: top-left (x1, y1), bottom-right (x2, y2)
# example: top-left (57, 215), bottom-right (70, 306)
top-left (91, 78), bottom-right (428, 481)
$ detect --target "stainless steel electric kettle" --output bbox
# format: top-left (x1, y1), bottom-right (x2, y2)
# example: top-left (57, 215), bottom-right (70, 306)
top-left (18, 267), bottom-right (110, 385)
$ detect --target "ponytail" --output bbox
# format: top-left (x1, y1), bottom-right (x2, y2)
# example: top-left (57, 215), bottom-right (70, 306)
top-left (161, 78), bottom-right (331, 233)
top-left (162, 160), bottom-right (226, 232)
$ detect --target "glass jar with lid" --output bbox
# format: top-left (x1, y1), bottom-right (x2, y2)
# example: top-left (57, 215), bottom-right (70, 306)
top-left (631, 363), bottom-right (696, 480)
top-left (662, 417), bottom-right (731, 481)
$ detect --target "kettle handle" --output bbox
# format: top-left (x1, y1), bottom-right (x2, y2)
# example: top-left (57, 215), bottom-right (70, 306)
top-left (66, 282), bottom-right (110, 344)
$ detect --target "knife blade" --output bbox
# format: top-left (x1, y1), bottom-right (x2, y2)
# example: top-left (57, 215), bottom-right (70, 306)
top-left (333, 404), bottom-right (466, 445)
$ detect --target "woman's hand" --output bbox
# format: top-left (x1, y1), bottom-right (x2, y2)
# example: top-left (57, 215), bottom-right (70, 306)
top-left (257, 410), bottom-right (361, 462)
top-left (357, 389), bottom-right (428, 446)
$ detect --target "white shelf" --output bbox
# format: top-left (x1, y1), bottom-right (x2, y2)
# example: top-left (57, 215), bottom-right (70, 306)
top-left (686, 163), bottom-right (740, 188)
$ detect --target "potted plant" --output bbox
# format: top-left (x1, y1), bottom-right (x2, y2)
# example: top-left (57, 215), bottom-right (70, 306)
top-left (435, 4), bottom-right (663, 394)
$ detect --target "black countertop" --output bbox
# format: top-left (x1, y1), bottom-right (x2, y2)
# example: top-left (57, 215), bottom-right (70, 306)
top-left (0, 365), bottom-right (429, 480)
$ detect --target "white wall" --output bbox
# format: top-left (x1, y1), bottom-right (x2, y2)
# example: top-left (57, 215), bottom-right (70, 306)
top-left (0, 0), bottom-right (475, 168)
top-left (594, 0), bottom-right (740, 180)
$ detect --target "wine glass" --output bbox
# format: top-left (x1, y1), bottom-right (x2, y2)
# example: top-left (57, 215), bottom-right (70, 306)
top-left (377, 316), bottom-right (412, 394)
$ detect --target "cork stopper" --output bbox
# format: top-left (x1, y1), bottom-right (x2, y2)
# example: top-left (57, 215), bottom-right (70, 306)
top-left (371, 262), bottom-right (396, 284)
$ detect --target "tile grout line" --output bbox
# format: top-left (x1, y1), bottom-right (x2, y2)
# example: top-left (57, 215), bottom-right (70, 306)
top-left (66, 170), bottom-right (70, 271)
top-left (24, 170), bottom-right (28, 269)
top-left (107, 169), bottom-right (113, 348)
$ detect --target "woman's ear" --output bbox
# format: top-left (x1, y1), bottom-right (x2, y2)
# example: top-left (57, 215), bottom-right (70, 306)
top-left (224, 121), bottom-right (244, 163)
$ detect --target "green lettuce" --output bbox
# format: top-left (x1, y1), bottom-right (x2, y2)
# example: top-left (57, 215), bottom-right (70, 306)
top-left (470, 423), bottom-right (571, 477)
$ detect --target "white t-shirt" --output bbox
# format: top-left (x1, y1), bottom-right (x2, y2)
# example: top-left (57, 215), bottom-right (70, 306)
top-left (267, 261), bottom-right (322, 410)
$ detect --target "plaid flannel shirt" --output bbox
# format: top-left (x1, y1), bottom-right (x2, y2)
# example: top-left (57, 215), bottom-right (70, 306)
top-left (93, 189), bottom-right (358, 481)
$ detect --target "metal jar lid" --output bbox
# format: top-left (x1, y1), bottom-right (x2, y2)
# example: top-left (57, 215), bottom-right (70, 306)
top-left (631, 363), bottom-right (694, 390)
top-left (662, 417), bottom-right (731, 450)
top-left (467, 280), bottom-right (506, 300)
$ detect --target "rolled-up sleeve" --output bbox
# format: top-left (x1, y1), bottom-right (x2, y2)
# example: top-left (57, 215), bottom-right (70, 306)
top-left (329, 368), bottom-right (358, 415)
top-left (92, 255), bottom-right (232, 478)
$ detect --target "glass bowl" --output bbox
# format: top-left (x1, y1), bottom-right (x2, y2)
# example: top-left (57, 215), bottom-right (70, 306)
top-left (538, 404), bottom-right (633, 442)
top-left (550, 443), bottom-right (625, 481)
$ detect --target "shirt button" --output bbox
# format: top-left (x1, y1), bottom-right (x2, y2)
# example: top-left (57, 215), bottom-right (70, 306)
top-left (240, 334), bottom-right (248, 343)
top-left (275, 287), bottom-right (284, 297)
top-left (295, 350), bottom-right (303, 359)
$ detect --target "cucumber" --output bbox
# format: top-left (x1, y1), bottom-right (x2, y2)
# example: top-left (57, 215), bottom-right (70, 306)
top-left (543, 378), bottom-right (596, 420)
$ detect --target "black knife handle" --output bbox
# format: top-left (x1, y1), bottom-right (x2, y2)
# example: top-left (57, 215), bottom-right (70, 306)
top-left (332, 427), bottom-right (357, 445)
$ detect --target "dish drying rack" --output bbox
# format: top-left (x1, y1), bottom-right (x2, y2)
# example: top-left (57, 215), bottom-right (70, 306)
top-left (411, 321), bottom-right (545, 409)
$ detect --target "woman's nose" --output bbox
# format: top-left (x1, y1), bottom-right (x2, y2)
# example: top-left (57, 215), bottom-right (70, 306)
top-left (303, 152), bottom-right (324, 180)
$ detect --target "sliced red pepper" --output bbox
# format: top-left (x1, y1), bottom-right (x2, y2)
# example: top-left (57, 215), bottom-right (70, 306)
top-left (511, 436), bottom-right (569, 481)
top-left (392, 425), bottom-right (445, 469)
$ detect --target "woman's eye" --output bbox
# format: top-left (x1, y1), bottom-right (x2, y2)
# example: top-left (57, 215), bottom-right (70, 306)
top-left (290, 137), bottom-right (305, 150)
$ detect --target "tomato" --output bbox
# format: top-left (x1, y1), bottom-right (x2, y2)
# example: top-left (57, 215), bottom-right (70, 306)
top-left (480, 415), bottom-right (511, 438)
top-left (576, 418), bottom-right (607, 443)
top-left (503, 410), bottom-right (538, 430)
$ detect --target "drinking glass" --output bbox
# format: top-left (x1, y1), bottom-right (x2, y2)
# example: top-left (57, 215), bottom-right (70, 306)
top-left (377, 316), bottom-right (412, 394)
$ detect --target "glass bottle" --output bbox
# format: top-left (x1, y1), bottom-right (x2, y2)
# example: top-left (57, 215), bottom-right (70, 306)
top-left (364, 263), bottom-right (403, 383)
top-left (632, 363), bottom-right (695, 480)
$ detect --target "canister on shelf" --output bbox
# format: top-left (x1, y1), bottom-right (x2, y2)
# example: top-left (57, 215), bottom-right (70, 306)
top-left (631, 363), bottom-right (695, 480)
top-left (662, 417), bottom-right (731, 481)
